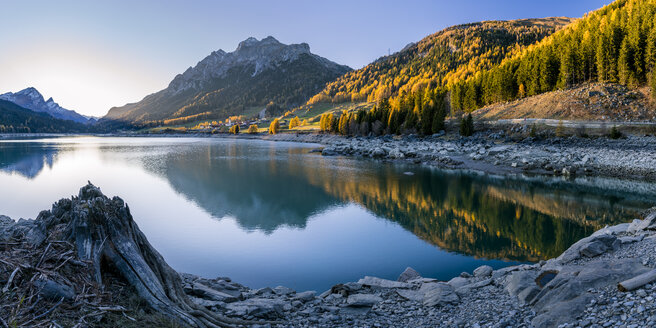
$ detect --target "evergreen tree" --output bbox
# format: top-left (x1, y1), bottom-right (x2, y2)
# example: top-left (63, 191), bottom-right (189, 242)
top-left (459, 113), bottom-right (474, 136)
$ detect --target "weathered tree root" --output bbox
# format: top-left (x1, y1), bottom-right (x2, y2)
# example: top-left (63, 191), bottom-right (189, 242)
top-left (30, 183), bottom-right (256, 327)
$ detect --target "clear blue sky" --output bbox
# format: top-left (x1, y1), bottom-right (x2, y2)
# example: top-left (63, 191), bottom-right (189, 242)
top-left (0, 0), bottom-right (612, 116)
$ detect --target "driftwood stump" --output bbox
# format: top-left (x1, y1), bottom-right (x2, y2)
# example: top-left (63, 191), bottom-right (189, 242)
top-left (34, 183), bottom-right (247, 327)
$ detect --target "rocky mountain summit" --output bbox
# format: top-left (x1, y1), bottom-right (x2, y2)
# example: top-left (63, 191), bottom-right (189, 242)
top-left (0, 87), bottom-right (95, 124)
top-left (104, 36), bottom-right (350, 124)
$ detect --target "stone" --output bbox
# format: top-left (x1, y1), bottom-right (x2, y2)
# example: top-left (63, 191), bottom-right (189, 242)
top-left (517, 285), bottom-right (540, 306)
top-left (346, 294), bottom-right (383, 307)
top-left (273, 285), bottom-right (295, 296)
top-left (627, 210), bottom-right (656, 233)
top-left (473, 265), bottom-right (493, 277)
top-left (293, 291), bottom-right (316, 302)
top-left (423, 282), bottom-right (460, 307)
top-left (357, 276), bottom-right (411, 289)
top-left (395, 289), bottom-right (424, 302)
top-left (225, 298), bottom-right (286, 319)
top-left (330, 282), bottom-right (362, 297)
top-left (397, 267), bottom-right (421, 282)
top-left (557, 233), bottom-right (619, 264)
top-left (447, 276), bottom-right (470, 289)
top-left (506, 271), bottom-right (538, 297)
top-left (34, 278), bottom-right (75, 301)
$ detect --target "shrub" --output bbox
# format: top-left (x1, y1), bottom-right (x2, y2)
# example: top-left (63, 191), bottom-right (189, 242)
top-left (247, 124), bottom-right (259, 134)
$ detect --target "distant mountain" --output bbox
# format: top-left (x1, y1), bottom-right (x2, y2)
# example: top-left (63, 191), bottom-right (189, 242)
top-left (306, 17), bottom-right (575, 106)
top-left (104, 36), bottom-right (351, 125)
top-left (0, 99), bottom-right (91, 133)
top-left (0, 87), bottom-right (95, 124)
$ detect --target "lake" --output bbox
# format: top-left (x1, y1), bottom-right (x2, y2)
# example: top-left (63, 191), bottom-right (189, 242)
top-left (1, 136), bottom-right (655, 292)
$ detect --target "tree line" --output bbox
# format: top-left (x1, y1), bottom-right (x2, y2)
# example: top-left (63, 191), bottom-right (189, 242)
top-left (319, 87), bottom-right (448, 136)
top-left (451, 0), bottom-right (656, 112)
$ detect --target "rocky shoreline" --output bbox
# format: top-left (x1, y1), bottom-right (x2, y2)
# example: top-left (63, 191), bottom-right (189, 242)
top-left (261, 131), bottom-right (656, 183)
top-left (177, 207), bottom-right (656, 328)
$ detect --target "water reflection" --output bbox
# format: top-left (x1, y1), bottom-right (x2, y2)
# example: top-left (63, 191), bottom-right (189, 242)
top-left (0, 143), bottom-right (59, 178)
top-left (1, 138), bottom-right (654, 266)
top-left (138, 141), bottom-right (653, 261)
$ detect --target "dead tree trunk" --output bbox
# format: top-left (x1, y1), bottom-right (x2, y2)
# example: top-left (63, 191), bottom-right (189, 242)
top-left (39, 183), bottom-right (247, 328)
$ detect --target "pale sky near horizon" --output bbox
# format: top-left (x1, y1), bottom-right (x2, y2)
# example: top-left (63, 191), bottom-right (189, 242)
top-left (0, 0), bottom-right (612, 117)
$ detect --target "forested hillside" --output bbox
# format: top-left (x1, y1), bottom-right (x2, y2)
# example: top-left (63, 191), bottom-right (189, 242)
top-left (307, 18), bottom-right (573, 106)
top-left (451, 0), bottom-right (656, 112)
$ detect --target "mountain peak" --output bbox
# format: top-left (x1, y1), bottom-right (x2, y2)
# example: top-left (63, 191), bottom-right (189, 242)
top-left (0, 87), bottom-right (92, 124)
top-left (167, 36), bottom-right (338, 94)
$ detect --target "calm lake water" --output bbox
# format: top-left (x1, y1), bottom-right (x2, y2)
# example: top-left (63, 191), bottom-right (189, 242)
top-left (1, 136), bottom-right (655, 292)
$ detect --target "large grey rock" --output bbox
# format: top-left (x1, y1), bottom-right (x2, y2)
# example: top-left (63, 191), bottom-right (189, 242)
top-left (455, 278), bottom-right (493, 296)
top-left (627, 209), bottom-right (656, 233)
top-left (225, 298), bottom-right (286, 319)
top-left (357, 276), bottom-right (411, 289)
top-left (506, 271), bottom-right (538, 297)
top-left (530, 258), bottom-right (649, 328)
top-left (34, 278), bottom-right (75, 301)
top-left (517, 285), bottom-right (540, 306)
top-left (423, 282), bottom-right (460, 307)
top-left (293, 291), bottom-right (316, 302)
top-left (396, 289), bottom-right (424, 302)
top-left (397, 267), bottom-right (421, 282)
top-left (556, 233), bottom-right (619, 264)
top-left (346, 293), bottom-right (383, 307)
top-left (447, 276), bottom-right (470, 289)
top-left (273, 285), bottom-right (295, 296)
top-left (330, 282), bottom-right (362, 297)
top-left (473, 265), bottom-right (493, 277)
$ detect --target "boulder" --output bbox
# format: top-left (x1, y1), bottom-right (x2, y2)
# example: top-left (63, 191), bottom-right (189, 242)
top-left (506, 271), bottom-right (538, 297)
top-left (556, 233), bottom-right (619, 264)
top-left (330, 282), bottom-right (362, 297)
top-left (293, 291), bottom-right (316, 302)
top-left (395, 289), bottom-right (424, 302)
top-left (225, 298), bottom-right (287, 319)
top-left (273, 285), bottom-right (295, 296)
top-left (447, 276), bottom-right (470, 289)
top-left (627, 209), bottom-right (656, 233)
top-left (473, 265), bottom-right (493, 277)
top-left (397, 267), bottom-right (421, 282)
top-left (530, 258), bottom-right (649, 328)
top-left (423, 282), bottom-right (460, 307)
top-left (357, 276), bottom-right (411, 289)
top-left (346, 294), bottom-right (383, 307)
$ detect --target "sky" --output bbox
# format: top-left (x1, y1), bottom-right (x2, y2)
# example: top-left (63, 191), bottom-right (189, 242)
top-left (0, 0), bottom-right (612, 117)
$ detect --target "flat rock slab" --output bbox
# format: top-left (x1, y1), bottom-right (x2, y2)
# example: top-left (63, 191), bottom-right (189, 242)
top-left (358, 276), bottom-right (412, 289)
top-left (346, 293), bottom-right (383, 307)
top-left (423, 282), bottom-right (460, 307)
top-left (225, 298), bottom-right (287, 319)
top-left (395, 289), bottom-right (424, 302)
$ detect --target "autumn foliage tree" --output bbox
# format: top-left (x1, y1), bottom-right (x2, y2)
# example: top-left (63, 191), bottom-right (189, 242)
top-left (268, 118), bottom-right (280, 134)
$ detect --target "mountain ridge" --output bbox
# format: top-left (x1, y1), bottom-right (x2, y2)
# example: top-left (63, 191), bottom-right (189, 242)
top-left (0, 87), bottom-right (96, 124)
top-left (103, 36), bottom-right (351, 125)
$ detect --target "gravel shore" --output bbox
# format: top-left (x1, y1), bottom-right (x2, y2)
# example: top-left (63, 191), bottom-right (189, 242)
top-left (262, 132), bottom-right (656, 182)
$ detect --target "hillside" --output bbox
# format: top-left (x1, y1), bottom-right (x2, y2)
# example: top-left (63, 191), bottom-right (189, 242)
top-left (452, 0), bottom-right (656, 113)
top-left (0, 87), bottom-right (95, 124)
top-left (306, 17), bottom-right (574, 106)
top-left (0, 100), bottom-right (91, 133)
top-left (473, 82), bottom-right (656, 121)
top-left (103, 36), bottom-right (351, 125)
